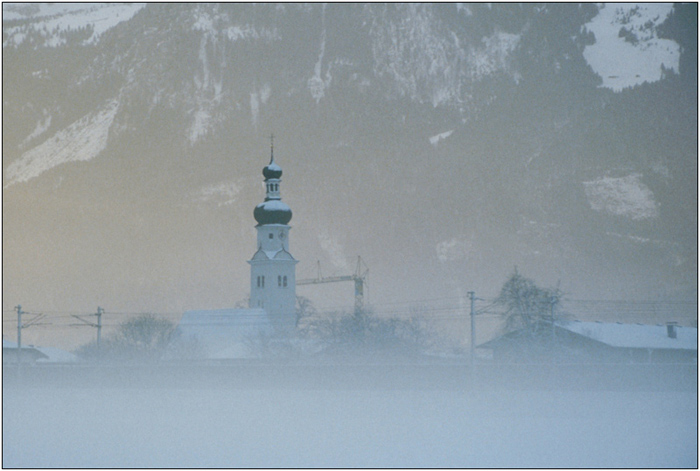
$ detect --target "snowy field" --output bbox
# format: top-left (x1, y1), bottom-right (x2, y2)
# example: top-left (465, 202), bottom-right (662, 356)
top-left (3, 364), bottom-right (697, 468)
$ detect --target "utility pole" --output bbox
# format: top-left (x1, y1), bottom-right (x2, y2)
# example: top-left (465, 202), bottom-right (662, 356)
top-left (468, 291), bottom-right (476, 377)
top-left (550, 295), bottom-right (557, 344)
top-left (71, 307), bottom-right (104, 347)
top-left (15, 305), bottom-right (22, 351)
top-left (15, 305), bottom-right (22, 368)
top-left (96, 306), bottom-right (103, 349)
top-left (13, 306), bottom-right (47, 366)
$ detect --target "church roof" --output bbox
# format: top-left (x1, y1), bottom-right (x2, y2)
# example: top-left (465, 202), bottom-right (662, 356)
top-left (255, 140), bottom-right (292, 225)
top-left (250, 246), bottom-right (296, 261)
top-left (254, 199), bottom-right (292, 225)
top-left (262, 158), bottom-right (282, 180)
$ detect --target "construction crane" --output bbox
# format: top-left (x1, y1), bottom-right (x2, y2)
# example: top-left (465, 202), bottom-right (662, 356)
top-left (297, 256), bottom-right (369, 316)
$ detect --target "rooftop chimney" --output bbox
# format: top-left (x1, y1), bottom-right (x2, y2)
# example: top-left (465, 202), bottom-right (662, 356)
top-left (666, 322), bottom-right (677, 339)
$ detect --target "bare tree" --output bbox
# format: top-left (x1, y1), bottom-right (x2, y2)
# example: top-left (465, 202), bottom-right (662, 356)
top-left (76, 314), bottom-right (177, 363)
top-left (234, 295), bottom-right (250, 309)
top-left (307, 305), bottom-right (438, 358)
top-left (496, 269), bottom-right (561, 337)
top-left (295, 295), bottom-right (317, 328)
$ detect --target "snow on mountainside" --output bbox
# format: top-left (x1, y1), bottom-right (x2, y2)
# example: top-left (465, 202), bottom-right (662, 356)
top-left (430, 130), bottom-right (454, 146)
top-left (187, 5), bottom-right (281, 143)
top-left (583, 174), bottom-right (659, 220)
top-left (194, 179), bottom-right (244, 208)
top-left (583, 3), bottom-right (679, 92)
top-left (3, 3), bottom-right (683, 169)
top-left (2, 3), bottom-right (145, 47)
top-left (5, 99), bottom-right (119, 188)
top-left (369, 4), bottom-right (522, 110)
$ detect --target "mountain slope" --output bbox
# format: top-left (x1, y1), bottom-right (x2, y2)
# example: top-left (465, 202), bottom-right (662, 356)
top-left (2, 3), bottom-right (696, 316)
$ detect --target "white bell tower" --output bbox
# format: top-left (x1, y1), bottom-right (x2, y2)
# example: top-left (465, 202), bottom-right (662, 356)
top-left (248, 136), bottom-right (297, 331)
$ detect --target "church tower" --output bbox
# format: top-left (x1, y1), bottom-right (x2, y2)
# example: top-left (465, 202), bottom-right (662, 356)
top-left (248, 138), bottom-right (297, 331)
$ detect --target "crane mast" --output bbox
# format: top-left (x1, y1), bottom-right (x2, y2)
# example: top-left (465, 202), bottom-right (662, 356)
top-left (297, 256), bottom-right (369, 315)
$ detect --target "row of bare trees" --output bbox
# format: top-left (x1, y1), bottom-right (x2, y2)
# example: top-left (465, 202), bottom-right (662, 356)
top-left (74, 269), bottom-right (558, 362)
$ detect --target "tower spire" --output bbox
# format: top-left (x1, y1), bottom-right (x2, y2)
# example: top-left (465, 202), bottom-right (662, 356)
top-left (257, 137), bottom-right (289, 217)
top-left (249, 139), bottom-right (297, 328)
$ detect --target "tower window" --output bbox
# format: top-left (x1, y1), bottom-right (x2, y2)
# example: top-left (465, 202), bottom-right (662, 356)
top-left (283, 276), bottom-right (288, 287)
top-left (269, 233), bottom-right (274, 239)
top-left (261, 276), bottom-right (265, 288)
top-left (278, 275), bottom-right (282, 287)
top-left (257, 276), bottom-right (261, 288)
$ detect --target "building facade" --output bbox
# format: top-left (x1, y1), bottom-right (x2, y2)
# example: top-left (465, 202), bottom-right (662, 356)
top-left (248, 143), bottom-right (297, 331)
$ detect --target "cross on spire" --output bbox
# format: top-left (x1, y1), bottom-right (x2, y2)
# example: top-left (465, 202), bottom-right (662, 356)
top-left (270, 133), bottom-right (274, 162)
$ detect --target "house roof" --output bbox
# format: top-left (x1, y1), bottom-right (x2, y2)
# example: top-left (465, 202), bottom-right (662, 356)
top-left (3, 340), bottom-right (78, 362)
top-left (2, 339), bottom-right (50, 360)
top-left (34, 346), bottom-right (80, 363)
top-left (555, 320), bottom-right (697, 351)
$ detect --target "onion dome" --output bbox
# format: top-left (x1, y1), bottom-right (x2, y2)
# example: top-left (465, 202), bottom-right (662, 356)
top-left (254, 200), bottom-right (292, 225)
top-left (263, 159), bottom-right (283, 180)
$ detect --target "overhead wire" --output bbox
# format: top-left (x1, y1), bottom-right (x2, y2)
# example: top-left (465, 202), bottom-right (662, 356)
top-left (2, 298), bottom-right (695, 328)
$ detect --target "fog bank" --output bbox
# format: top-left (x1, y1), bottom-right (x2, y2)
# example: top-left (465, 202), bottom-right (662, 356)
top-left (3, 362), bottom-right (697, 468)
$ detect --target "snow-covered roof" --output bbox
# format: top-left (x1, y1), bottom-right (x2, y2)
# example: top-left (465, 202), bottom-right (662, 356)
top-left (556, 321), bottom-right (697, 351)
top-left (254, 199), bottom-right (292, 225)
top-left (251, 246), bottom-right (295, 261)
top-left (263, 158), bottom-right (283, 179)
top-left (34, 346), bottom-right (80, 363)
top-left (3, 339), bottom-right (50, 361)
top-left (174, 308), bottom-right (272, 359)
top-left (3, 339), bottom-right (40, 350)
top-left (3, 340), bottom-right (78, 362)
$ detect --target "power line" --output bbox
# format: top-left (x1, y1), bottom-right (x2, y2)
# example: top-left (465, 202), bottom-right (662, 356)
top-left (3, 297), bottom-right (695, 327)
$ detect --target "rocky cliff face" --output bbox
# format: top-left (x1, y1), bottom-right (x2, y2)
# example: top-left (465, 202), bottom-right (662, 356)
top-left (3, 3), bottom-right (697, 314)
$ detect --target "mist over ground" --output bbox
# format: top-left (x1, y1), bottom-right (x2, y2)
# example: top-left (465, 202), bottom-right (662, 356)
top-left (3, 361), bottom-right (697, 468)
